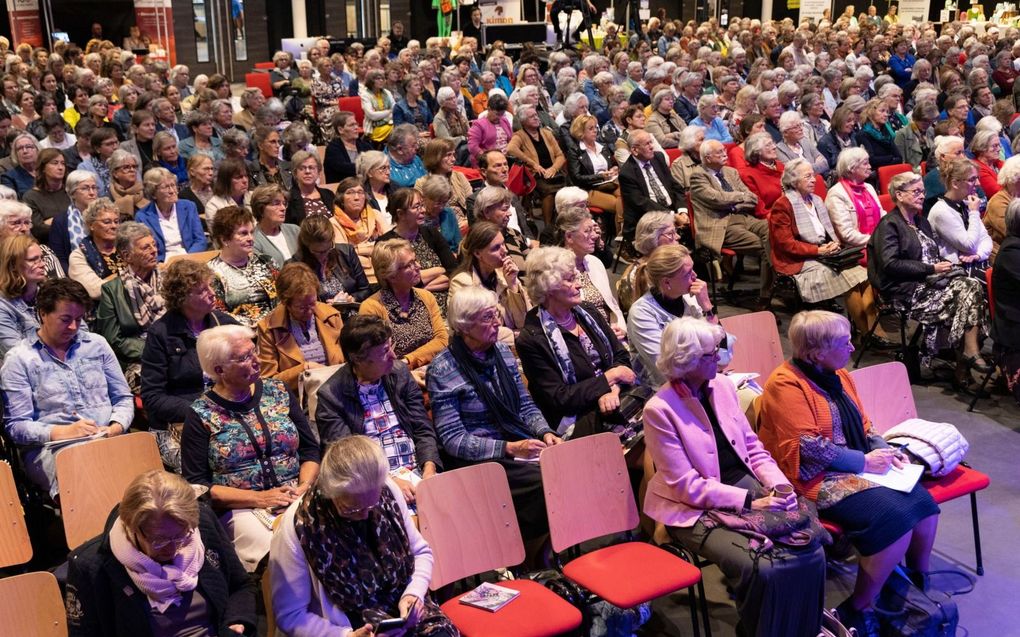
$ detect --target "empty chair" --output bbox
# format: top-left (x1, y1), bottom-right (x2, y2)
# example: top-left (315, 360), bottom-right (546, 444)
top-left (720, 310), bottom-right (785, 381)
top-left (0, 571), bottom-right (67, 636)
top-left (0, 461), bottom-right (32, 568)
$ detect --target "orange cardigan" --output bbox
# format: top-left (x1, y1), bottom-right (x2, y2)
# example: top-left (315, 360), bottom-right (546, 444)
top-left (756, 361), bottom-right (874, 501)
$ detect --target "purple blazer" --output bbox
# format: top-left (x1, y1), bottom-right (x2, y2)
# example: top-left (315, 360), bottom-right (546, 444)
top-left (642, 375), bottom-right (791, 528)
top-left (467, 116), bottom-right (512, 167)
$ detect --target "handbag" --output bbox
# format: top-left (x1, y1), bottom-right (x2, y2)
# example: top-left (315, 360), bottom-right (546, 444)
top-left (507, 163), bottom-right (537, 197)
top-left (874, 566), bottom-right (961, 637)
top-left (817, 245), bottom-right (865, 272)
top-left (700, 483), bottom-right (831, 550)
top-left (298, 363), bottom-right (344, 437)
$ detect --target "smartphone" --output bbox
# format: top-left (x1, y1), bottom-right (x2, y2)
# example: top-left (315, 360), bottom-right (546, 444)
top-left (375, 617), bottom-right (407, 632)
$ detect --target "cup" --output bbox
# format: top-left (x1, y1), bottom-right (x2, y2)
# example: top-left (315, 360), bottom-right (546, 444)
top-left (772, 483), bottom-right (795, 498)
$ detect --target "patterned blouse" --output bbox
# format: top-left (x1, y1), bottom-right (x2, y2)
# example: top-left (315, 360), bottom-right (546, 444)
top-left (409, 233), bottom-right (448, 312)
top-left (208, 253), bottom-right (279, 328)
top-left (358, 380), bottom-right (417, 471)
top-left (379, 289), bottom-right (436, 360)
top-left (577, 268), bottom-right (611, 324)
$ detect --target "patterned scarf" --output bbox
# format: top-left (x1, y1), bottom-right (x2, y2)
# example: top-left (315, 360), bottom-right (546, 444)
top-left (67, 205), bottom-right (86, 248)
top-left (537, 305), bottom-right (613, 385)
top-left (108, 517), bottom-right (205, 613)
top-left (80, 236), bottom-right (119, 279)
top-left (295, 484), bottom-right (415, 620)
top-left (448, 335), bottom-right (532, 441)
top-left (122, 266), bottom-right (167, 329)
top-left (782, 188), bottom-right (836, 245)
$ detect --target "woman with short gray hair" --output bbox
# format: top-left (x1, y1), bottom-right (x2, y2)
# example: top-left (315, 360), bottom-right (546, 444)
top-left (2, 132), bottom-right (38, 198)
top-left (970, 128), bottom-right (1003, 197)
top-left (646, 88), bottom-right (686, 149)
top-left (741, 131), bottom-right (786, 219)
top-left (894, 100), bottom-right (937, 169)
top-left (106, 148), bottom-right (148, 219)
top-left (825, 147), bottom-right (884, 248)
top-left (68, 197), bottom-right (122, 300)
top-left (776, 111), bottom-right (830, 177)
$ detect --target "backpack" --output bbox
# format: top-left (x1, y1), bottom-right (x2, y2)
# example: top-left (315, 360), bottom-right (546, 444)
top-left (876, 567), bottom-right (960, 637)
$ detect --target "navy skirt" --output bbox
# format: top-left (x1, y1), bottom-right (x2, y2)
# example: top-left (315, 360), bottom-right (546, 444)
top-left (822, 482), bottom-right (940, 556)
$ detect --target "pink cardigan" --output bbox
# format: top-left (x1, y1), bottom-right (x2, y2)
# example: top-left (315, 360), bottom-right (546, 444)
top-left (467, 116), bottom-right (512, 167)
top-left (642, 376), bottom-right (792, 528)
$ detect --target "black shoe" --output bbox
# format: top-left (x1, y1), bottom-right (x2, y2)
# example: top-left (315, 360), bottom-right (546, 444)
top-left (836, 599), bottom-right (881, 637)
top-left (962, 354), bottom-right (993, 374)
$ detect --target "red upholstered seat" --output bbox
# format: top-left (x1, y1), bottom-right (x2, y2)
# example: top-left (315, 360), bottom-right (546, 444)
top-left (923, 466), bottom-right (990, 504)
top-left (562, 541), bottom-right (701, 608)
top-left (821, 519), bottom-right (844, 536)
top-left (440, 579), bottom-right (582, 637)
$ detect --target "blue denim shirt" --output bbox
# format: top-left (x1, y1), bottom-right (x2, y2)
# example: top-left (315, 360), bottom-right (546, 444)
top-left (1, 330), bottom-right (134, 445)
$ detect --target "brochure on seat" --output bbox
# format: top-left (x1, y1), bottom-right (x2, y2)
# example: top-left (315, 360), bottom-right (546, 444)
top-left (458, 582), bottom-right (521, 612)
top-left (859, 462), bottom-right (924, 493)
top-left (41, 430), bottom-right (108, 449)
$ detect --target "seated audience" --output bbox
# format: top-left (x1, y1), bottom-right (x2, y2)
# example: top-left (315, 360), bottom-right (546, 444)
top-left (433, 86), bottom-right (470, 148)
top-left (416, 138), bottom-right (472, 224)
top-left (183, 324), bottom-right (320, 572)
top-left (153, 131), bottom-right (189, 189)
top-left (285, 149), bottom-right (334, 225)
top-left (856, 98), bottom-right (903, 173)
top-left (565, 113), bottom-right (621, 220)
top-left (619, 130), bottom-right (685, 247)
top-left (669, 125), bottom-right (706, 191)
top-left (616, 211), bottom-right (679, 313)
top-left (507, 104), bottom-right (566, 225)
top-left (825, 147), bottom-right (884, 251)
top-left (984, 155), bottom-right (1020, 262)
top-left (467, 93), bottom-right (512, 167)
top-left (557, 203), bottom-right (625, 330)
top-left (726, 113), bottom-right (765, 170)
top-left (817, 105), bottom-right (860, 172)
top-left (106, 149), bottom-right (148, 219)
top-left (205, 158), bottom-right (253, 227)
top-left (331, 177), bottom-right (387, 248)
top-left (418, 174), bottom-right (462, 253)
top-left (690, 94), bottom-right (734, 143)
top-left (323, 111), bottom-right (372, 183)
top-left (360, 69), bottom-right (396, 145)
top-left (0, 235), bottom-right (51, 357)
top-left (387, 124), bottom-right (428, 188)
top-left (643, 317), bottom-right (826, 637)
top-left (177, 110), bottom-right (223, 163)
top-left (0, 200), bottom-right (63, 278)
top-left (208, 206), bottom-right (280, 327)
top-left (268, 436), bottom-right (456, 636)
top-left (757, 310), bottom-right (940, 635)
top-left (928, 157), bottom-right (993, 265)
top-left (256, 262), bottom-right (345, 392)
top-left (294, 215), bottom-right (371, 303)
top-left (252, 184), bottom-right (299, 268)
top-left (66, 470), bottom-right (255, 637)
top-left (471, 183), bottom-right (534, 272)
top-left (741, 132), bottom-right (786, 219)
top-left (427, 286), bottom-right (560, 539)
top-left (178, 154), bottom-right (215, 216)
top-left (1, 278), bottom-right (132, 497)
top-left (776, 111), bottom-right (830, 178)
top-left (68, 198), bottom-right (121, 300)
top-left (3, 133), bottom-right (39, 198)
top-left (45, 168), bottom-right (96, 272)
top-left (135, 167), bottom-right (207, 262)
top-left (894, 101), bottom-right (937, 169)
top-left (393, 75), bottom-right (433, 133)
top-left (359, 150), bottom-right (396, 228)
top-left (249, 125), bottom-right (292, 191)
top-left (970, 129), bottom-right (1003, 198)
top-left (450, 221), bottom-right (530, 339)
top-left (23, 149), bottom-right (70, 251)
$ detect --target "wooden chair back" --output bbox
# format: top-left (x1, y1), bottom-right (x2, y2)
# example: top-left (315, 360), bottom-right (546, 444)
top-left (720, 311), bottom-right (785, 381)
top-left (0, 571), bottom-right (67, 636)
top-left (849, 361), bottom-right (917, 434)
top-left (55, 432), bottom-right (163, 549)
top-left (540, 432), bottom-right (639, 553)
top-left (0, 461), bottom-right (32, 568)
top-left (416, 463), bottom-right (525, 589)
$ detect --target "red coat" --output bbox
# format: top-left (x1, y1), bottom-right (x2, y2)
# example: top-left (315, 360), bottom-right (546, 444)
top-left (740, 160), bottom-right (785, 218)
top-left (768, 195), bottom-right (820, 276)
top-left (727, 144), bottom-right (748, 170)
top-left (973, 158), bottom-right (1002, 198)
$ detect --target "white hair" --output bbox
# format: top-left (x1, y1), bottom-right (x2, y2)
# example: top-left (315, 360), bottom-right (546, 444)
top-left (447, 285), bottom-right (498, 334)
top-left (656, 317), bottom-right (726, 381)
top-left (196, 325), bottom-right (256, 384)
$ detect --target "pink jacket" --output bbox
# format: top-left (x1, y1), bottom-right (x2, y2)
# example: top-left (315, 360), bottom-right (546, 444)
top-left (642, 376), bottom-right (792, 528)
top-left (467, 116), bottom-right (512, 167)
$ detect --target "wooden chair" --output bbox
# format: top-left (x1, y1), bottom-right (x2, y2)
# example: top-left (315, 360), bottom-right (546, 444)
top-left (416, 463), bottom-right (583, 637)
top-left (0, 571), bottom-right (67, 636)
top-left (166, 250), bottom-right (219, 265)
top-left (0, 461), bottom-right (32, 568)
top-left (720, 310), bottom-right (785, 382)
top-left (55, 432), bottom-right (163, 549)
top-left (878, 163), bottom-right (914, 194)
top-left (850, 362), bottom-right (990, 575)
top-left (540, 433), bottom-right (704, 636)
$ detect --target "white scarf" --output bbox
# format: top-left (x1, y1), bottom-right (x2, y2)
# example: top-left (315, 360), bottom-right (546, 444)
top-left (108, 517), bottom-right (205, 613)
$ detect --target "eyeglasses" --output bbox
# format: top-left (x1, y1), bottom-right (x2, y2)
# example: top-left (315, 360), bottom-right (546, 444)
top-left (140, 527), bottom-right (193, 552)
top-left (228, 348), bottom-right (258, 364)
top-left (899, 187), bottom-right (925, 198)
top-left (337, 501), bottom-right (378, 517)
top-left (78, 184), bottom-right (99, 193)
top-left (475, 309), bottom-right (502, 324)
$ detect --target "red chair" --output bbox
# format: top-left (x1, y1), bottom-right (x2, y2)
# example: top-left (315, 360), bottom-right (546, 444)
top-left (451, 165), bottom-right (482, 182)
top-left (416, 463), bottom-right (583, 637)
top-left (686, 193), bottom-right (736, 304)
top-left (665, 147), bottom-right (683, 164)
top-left (878, 163), bottom-right (914, 194)
top-left (813, 173), bottom-right (827, 199)
top-left (919, 161), bottom-right (927, 176)
top-left (879, 193), bottom-right (895, 212)
top-left (851, 361), bottom-right (990, 575)
top-left (337, 96), bottom-right (364, 129)
top-left (540, 433), bottom-right (704, 634)
top-left (245, 72), bottom-right (272, 99)
top-left (254, 61), bottom-right (275, 70)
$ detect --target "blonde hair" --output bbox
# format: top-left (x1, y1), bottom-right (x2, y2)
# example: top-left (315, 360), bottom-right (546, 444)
top-left (788, 310), bottom-right (851, 364)
top-left (119, 470), bottom-right (200, 536)
top-left (636, 243), bottom-right (691, 298)
top-left (317, 435), bottom-right (388, 499)
top-left (656, 317), bottom-right (725, 381)
top-left (371, 238), bottom-right (413, 289)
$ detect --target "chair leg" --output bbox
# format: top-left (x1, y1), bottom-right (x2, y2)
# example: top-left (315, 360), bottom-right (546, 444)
top-left (853, 314), bottom-right (882, 368)
top-left (686, 585), bottom-right (702, 637)
top-left (697, 576), bottom-right (712, 637)
top-left (968, 367), bottom-right (996, 412)
top-left (611, 238), bottom-right (622, 273)
top-left (970, 492), bottom-right (984, 576)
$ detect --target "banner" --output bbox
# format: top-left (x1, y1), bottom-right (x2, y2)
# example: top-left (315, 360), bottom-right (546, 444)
top-left (799, 0), bottom-right (830, 23)
top-left (897, 0), bottom-right (932, 23)
top-left (134, 0), bottom-right (177, 65)
top-left (6, 0), bottom-right (43, 47)
top-left (479, 0), bottom-right (521, 23)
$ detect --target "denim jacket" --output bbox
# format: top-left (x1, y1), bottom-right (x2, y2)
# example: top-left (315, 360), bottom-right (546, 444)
top-left (1, 330), bottom-right (134, 446)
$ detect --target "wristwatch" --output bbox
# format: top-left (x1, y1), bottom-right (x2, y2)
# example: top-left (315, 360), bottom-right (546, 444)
top-left (703, 306), bottom-right (717, 318)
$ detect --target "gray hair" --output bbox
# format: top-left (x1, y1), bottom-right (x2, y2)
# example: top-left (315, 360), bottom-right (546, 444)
top-left (83, 197), bottom-right (118, 228)
top-left (696, 94), bottom-right (718, 117)
top-left (524, 246), bottom-right (577, 306)
top-left (789, 310), bottom-right (851, 364)
top-left (65, 169), bottom-right (97, 197)
top-left (755, 90), bottom-right (778, 113)
top-left (142, 167), bottom-right (175, 199)
top-left (196, 324), bottom-right (257, 384)
top-left (777, 80), bottom-right (800, 100)
top-left (554, 187), bottom-right (590, 219)
top-left (563, 92), bottom-right (589, 119)
top-left (634, 211), bottom-right (676, 256)
top-left (114, 220), bottom-right (153, 258)
top-left (933, 135), bottom-right (965, 162)
top-left (778, 110), bottom-right (803, 132)
top-left (877, 82), bottom-right (902, 99)
top-left (834, 147), bottom-right (871, 179)
top-left (447, 285), bottom-right (498, 334)
top-left (781, 157), bottom-right (813, 190)
top-left (387, 123), bottom-right (419, 152)
top-left (651, 89), bottom-right (675, 110)
top-left (316, 435), bottom-right (389, 500)
top-left (1006, 198), bottom-right (1020, 238)
top-left (9, 133), bottom-right (37, 163)
top-left (680, 125), bottom-right (705, 153)
top-left (656, 317), bottom-right (726, 381)
top-left (743, 132), bottom-right (774, 165)
top-left (473, 185), bottom-right (512, 220)
top-left (356, 150), bottom-right (389, 180)
top-left (975, 115), bottom-right (1002, 134)
top-left (998, 155), bottom-right (1020, 189)
top-left (107, 149), bottom-right (138, 173)
top-left (220, 128), bottom-right (249, 154)
top-left (888, 171), bottom-right (922, 201)
top-left (970, 129), bottom-right (999, 156)
top-left (436, 86), bottom-right (456, 103)
top-left (0, 200), bottom-right (30, 226)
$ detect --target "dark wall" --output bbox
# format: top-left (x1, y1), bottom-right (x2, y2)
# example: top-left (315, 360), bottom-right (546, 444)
top-left (52, 0), bottom-right (136, 48)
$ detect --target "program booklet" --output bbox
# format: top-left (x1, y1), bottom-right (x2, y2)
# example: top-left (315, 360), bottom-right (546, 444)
top-left (458, 582), bottom-right (521, 612)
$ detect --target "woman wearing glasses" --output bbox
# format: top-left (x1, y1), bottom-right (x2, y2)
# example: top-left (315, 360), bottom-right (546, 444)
top-left (135, 167), bottom-right (208, 263)
top-left (183, 324), bottom-right (320, 573)
top-left (66, 470), bottom-right (256, 637)
top-left (285, 150), bottom-right (335, 226)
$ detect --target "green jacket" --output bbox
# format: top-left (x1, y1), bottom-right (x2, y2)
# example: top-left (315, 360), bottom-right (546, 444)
top-left (95, 277), bottom-right (146, 367)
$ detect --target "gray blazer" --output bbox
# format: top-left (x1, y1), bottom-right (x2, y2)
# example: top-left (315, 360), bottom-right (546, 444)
top-left (776, 139), bottom-right (830, 177)
top-left (254, 224), bottom-right (300, 269)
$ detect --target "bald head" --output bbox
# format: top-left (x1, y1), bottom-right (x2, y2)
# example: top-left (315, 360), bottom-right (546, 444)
top-left (629, 130), bottom-right (656, 162)
top-left (700, 139), bottom-right (727, 170)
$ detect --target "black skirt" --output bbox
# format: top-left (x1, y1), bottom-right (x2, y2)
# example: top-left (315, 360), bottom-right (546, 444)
top-left (822, 482), bottom-right (939, 556)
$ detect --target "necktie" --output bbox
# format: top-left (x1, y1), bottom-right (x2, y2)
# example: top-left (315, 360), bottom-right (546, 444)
top-left (717, 171), bottom-right (733, 192)
top-left (643, 162), bottom-right (669, 206)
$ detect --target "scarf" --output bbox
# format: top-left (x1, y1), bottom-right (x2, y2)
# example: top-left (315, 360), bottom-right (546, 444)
top-left (839, 179), bottom-right (882, 235)
top-left (122, 267), bottom-right (167, 329)
top-left (861, 121), bottom-right (896, 145)
top-left (537, 305), bottom-right (613, 386)
top-left (783, 188), bottom-right (835, 245)
top-left (294, 484), bottom-right (415, 620)
top-left (109, 180), bottom-right (150, 218)
top-left (108, 517), bottom-right (205, 613)
top-left (792, 359), bottom-right (869, 453)
top-left (80, 236), bottom-right (119, 279)
top-left (448, 334), bottom-right (532, 440)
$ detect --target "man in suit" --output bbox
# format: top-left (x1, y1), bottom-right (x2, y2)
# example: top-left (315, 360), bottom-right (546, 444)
top-left (619, 130), bottom-right (685, 253)
top-left (689, 139), bottom-right (773, 309)
top-left (151, 98), bottom-right (190, 142)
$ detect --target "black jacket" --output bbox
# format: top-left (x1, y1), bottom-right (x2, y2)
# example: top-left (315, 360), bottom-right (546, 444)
top-left (619, 154), bottom-right (683, 214)
top-left (856, 127), bottom-right (903, 171)
top-left (378, 225), bottom-right (457, 272)
top-left (66, 504), bottom-right (256, 637)
top-left (566, 141), bottom-right (615, 190)
top-left (285, 186), bottom-right (336, 226)
top-left (992, 236), bottom-right (1020, 349)
top-left (323, 137), bottom-right (373, 184)
top-left (515, 304), bottom-right (631, 429)
top-left (315, 362), bottom-right (443, 470)
top-left (867, 208), bottom-right (937, 302)
top-left (140, 310), bottom-right (238, 431)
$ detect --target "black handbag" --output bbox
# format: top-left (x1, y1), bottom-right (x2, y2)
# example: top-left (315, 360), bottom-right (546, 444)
top-left (817, 245), bottom-right (865, 272)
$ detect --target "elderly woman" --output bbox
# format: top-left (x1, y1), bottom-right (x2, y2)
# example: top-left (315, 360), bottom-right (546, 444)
top-left (433, 86), bottom-right (469, 148)
top-left (670, 126), bottom-right (707, 191)
top-left (269, 50), bottom-right (296, 94)
top-left (106, 149), bottom-right (148, 219)
top-left (417, 174), bottom-right (462, 254)
top-left (467, 92), bottom-right (512, 167)
top-left (135, 167), bottom-right (207, 262)
top-left (249, 125), bottom-right (292, 191)
top-left (740, 132), bottom-right (786, 219)
top-left (776, 111), bottom-right (830, 178)
top-left (984, 155), bottom-right (1020, 261)
top-left (269, 436), bottom-right (457, 637)
top-left (2, 132), bottom-right (38, 197)
top-left (644, 316), bottom-right (826, 637)
top-left (393, 75), bottom-right (433, 134)
top-left (472, 182), bottom-right (535, 269)
top-left (450, 221), bottom-right (530, 342)
top-left (251, 184), bottom-right (299, 268)
top-left (617, 211), bottom-right (679, 313)
top-left (178, 112), bottom-right (223, 164)
top-left (285, 150), bottom-right (335, 225)
top-left (24, 149), bottom-right (71, 253)
top-left (359, 151), bottom-right (395, 227)
top-left (870, 172), bottom-right (990, 376)
top-left (428, 286), bottom-right (560, 539)
top-left (825, 147), bottom-right (884, 250)
top-left (178, 154), bottom-right (214, 217)
top-left (140, 260), bottom-right (238, 470)
top-left (183, 324), bottom-right (320, 572)
top-left (310, 58), bottom-right (349, 144)
top-left (324, 111), bottom-right (372, 184)
top-left (68, 198), bottom-right (122, 300)
top-left (645, 89), bottom-right (687, 149)
top-left (557, 200), bottom-right (625, 329)
top-left (928, 157), bottom-right (994, 266)
top-left (378, 188), bottom-right (456, 310)
top-left (294, 215), bottom-right (371, 304)
top-left (690, 94), bottom-right (734, 144)
top-left (207, 206), bottom-right (279, 328)
top-left (257, 262), bottom-right (344, 392)
top-left (330, 177), bottom-right (386, 251)
top-left (771, 158), bottom-right (871, 328)
top-left (507, 103), bottom-right (565, 226)
top-left (970, 129), bottom-right (1003, 197)
top-left (315, 316), bottom-right (442, 500)
top-left (95, 221), bottom-right (166, 391)
top-left (799, 93), bottom-right (830, 146)
top-left (361, 238), bottom-right (448, 372)
top-left (360, 69), bottom-right (396, 145)
top-left (757, 310), bottom-right (939, 635)
top-left (416, 138), bottom-right (472, 224)
top-left (565, 113), bottom-right (621, 219)
top-left (894, 100), bottom-right (937, 169)
top-left (153, 131), bottom-right (189, 188)
top-left (856, 98), bottom-right (903, 173)
top-left (221, 128), bottom-right (251, 164)
top-left (516, 246), bottom-right (635, 437)
top-left (67, 470), bottom-right (255, 637)
top-left (817, 105), bottom-right (860, 171)
top-left (205, 159), bottom-right (253, 227)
